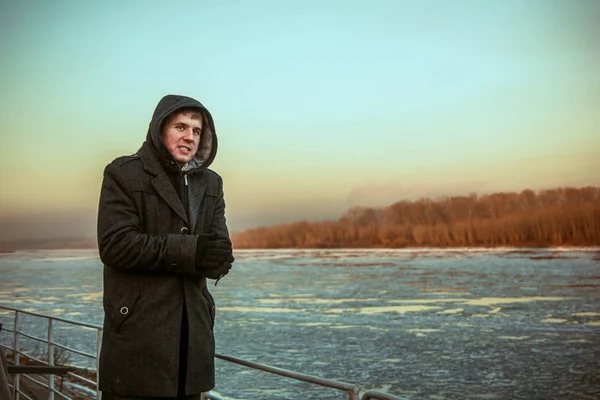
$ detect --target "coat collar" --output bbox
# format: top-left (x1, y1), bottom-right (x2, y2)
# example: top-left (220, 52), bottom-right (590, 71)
top-left (137, 142), bottom-right (189, 224)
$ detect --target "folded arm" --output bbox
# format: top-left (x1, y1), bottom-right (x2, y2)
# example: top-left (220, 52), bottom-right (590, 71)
top-left (97, 163), bottom-right (197, 274)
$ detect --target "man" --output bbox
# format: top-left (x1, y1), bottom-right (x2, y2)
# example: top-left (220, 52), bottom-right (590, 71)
top-left (97, 94), bottom-right (234, 399)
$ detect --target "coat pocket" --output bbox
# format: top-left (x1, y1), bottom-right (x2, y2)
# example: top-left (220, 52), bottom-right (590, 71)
top-left (202, 287), bottom-right (216, 329)
top-left (110, 291), bottom-right (140, 333)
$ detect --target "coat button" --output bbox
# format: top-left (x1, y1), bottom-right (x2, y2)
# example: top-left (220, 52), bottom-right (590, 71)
top-left (171, 262), bottom-right (178, 270)
top-left (180, 227), bottom-right (189, 234)
top-left (120, 306), bottom-right (129, 315)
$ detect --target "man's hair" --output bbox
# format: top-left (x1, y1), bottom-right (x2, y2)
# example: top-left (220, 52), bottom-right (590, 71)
top-left (175, 107), bottom-right (203, 121)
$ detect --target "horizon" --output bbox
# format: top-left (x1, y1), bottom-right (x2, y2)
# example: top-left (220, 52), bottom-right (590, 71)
top-left (1, 0), bottom-right (599, 241)
top-left (0, 184), bottom-right (596, 245)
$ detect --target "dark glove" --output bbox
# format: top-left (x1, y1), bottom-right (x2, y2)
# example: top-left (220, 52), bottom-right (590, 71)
top-left (195, 233), bottom-right (233, 275)
top-left (203, 258), bottom-right (233, 281)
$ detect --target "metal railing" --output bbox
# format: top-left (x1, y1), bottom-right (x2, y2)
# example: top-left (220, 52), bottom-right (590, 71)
top-left (207, 353), bottom-right (360, 399)
top-left (0, 305), bottom-right (403, 400)
top-left (0, 305), bottom-right (102, 400)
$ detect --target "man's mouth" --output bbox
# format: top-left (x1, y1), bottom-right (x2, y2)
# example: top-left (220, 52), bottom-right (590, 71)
top-left (178, 146), bottom-right (192, 153)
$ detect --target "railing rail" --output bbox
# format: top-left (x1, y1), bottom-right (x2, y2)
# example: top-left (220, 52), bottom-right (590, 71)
top-left (0, 305), bottom-right (102, 400)
top-left (214, 353), bottom-right (360, 399)
top-left (0, 305), bottom-right (403, 400)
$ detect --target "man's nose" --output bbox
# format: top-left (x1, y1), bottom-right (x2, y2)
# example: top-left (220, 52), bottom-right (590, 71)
top-left (183, 129), bottom-right (194, 141)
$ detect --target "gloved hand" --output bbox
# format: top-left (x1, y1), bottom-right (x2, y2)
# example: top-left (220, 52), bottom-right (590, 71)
top-left (195, 233), bottom-right (234, 278)
top-left (203, 257), bottom-right (233, 281)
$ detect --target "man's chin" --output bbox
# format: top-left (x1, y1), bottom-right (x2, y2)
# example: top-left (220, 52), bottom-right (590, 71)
top-left (174, 154), bottom-right (193, 165)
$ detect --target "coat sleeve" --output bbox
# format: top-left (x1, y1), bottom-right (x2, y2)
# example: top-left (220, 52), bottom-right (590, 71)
top-left (97, 162), bottom-right (197, 274)
top-left (209, 175), bottom-right (231, 241)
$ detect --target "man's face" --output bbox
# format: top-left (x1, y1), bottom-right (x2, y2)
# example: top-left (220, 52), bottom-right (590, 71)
top-left (162, 112), bottom-right (203, 166)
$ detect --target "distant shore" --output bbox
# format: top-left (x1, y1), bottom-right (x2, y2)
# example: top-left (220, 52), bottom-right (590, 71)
top-left (1, 245), bottom-right (599, 253)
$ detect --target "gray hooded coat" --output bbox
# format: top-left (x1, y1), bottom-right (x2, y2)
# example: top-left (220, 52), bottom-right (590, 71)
top-left (97, 95), bottom-right (229, 396)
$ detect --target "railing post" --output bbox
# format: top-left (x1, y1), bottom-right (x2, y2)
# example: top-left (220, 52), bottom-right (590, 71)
top-left (48, 318), bottom-right (55, 400)
top-left (97, 328), bottom-right (102, 400)
top-left (13, 311), bottom-right (20, 400)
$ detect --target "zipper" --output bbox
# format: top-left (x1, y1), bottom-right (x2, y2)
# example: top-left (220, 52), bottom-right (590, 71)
top-left (182, 173), bottom-right (189, 217)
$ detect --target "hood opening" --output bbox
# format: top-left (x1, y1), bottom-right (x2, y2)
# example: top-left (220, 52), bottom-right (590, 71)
top-left (146, 94), bottom-right (218, 173)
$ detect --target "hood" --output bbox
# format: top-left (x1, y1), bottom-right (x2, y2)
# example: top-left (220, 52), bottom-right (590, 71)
top-left (146, 94), bottom-right (218, 172)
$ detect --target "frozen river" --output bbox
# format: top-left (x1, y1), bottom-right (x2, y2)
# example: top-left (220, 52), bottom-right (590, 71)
top-left (1, 248), bottom-right (599, 399)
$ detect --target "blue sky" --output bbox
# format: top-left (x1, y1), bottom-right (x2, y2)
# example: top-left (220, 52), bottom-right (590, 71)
top-left (0, 0), bottom-right (599, 239)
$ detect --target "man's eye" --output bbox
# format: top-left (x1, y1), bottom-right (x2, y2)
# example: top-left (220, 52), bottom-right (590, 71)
top-left (193, 130), bottom-right (200, 136)
top-left (176, 125), bottom-right (184, 131)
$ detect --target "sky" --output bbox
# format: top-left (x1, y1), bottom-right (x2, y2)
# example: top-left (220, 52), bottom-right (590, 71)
top-left (0, 0), bottom-right (599, 240)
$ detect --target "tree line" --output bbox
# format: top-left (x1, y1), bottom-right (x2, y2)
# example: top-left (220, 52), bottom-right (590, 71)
top-left (230, 186), bottom-right (600, 248)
